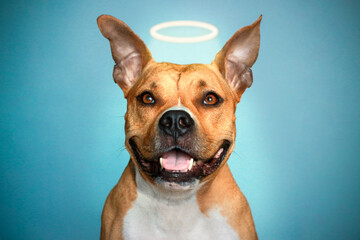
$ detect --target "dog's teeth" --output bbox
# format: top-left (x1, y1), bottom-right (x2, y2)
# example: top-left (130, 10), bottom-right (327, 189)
top-left (214, 148), bottom-right (224, 159)
top-left (159, 157), bottom-right (163, 169)
top-left (193, 160), bottom-right (196, 166)
top-left (188, 158), bottom-right (194, 171)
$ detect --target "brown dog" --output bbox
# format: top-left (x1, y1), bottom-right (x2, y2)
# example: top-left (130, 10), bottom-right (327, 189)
top-left (97, 15), bottom-right (261, 240)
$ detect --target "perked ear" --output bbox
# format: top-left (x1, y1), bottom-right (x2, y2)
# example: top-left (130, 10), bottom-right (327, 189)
top-left (213, 15), bottom-right (262, 102)
top-left (97, 15), bottom-right (153, 96)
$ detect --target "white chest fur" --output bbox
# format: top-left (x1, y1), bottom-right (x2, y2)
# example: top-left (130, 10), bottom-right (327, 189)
top-left (122, 170), bottom-right (239, 240)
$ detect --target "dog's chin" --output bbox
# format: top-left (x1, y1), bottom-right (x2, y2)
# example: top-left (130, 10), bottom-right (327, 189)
top-left (129, 138), bottom-right (231, 186)
top-left (154, 177), bottom-right (200, 192)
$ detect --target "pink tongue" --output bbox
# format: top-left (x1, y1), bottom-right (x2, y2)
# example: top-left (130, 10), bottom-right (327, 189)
top-left (161, 150), bottom-right (191, 171)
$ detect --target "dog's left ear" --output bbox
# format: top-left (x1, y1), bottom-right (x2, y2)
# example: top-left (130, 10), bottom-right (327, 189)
top-left (97, 15), bottom-right (153, 96)
top-left (213, 16), bottom-right (262, 102)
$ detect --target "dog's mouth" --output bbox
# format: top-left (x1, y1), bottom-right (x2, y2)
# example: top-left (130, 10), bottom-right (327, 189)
top-left (129, 139), bottom-right (230, 183)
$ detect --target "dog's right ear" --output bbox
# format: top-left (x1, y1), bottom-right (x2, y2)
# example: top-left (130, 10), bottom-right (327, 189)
top-left (97, 15), bottom-right (153, 96)
top-left (213, 16), bottom-right (261, 102)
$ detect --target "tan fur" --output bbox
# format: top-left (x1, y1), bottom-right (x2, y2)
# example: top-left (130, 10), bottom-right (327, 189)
top-left (100, 161), bottom-right (137, 240)
top-left (197, 164), bottom-right (258, 239)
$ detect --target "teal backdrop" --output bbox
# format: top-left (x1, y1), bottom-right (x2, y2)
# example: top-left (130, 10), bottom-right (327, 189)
top-left (1, 0), bottom-right (359, 239)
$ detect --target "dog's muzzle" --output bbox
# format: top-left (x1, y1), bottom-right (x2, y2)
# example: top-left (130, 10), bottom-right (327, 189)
top-left (129, 109), bottom-right (231, 184)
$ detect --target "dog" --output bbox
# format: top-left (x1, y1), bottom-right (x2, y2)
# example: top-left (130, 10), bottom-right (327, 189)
top-left (97, 14), bottom-right (261, 240)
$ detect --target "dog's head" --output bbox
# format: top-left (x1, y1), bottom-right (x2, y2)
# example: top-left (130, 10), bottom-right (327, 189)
top-left (98, 15), bottom-right (261, 191)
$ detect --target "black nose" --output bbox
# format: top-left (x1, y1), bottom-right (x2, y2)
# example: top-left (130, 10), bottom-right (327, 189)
top-left (159, 110), bottom-right (194, 137)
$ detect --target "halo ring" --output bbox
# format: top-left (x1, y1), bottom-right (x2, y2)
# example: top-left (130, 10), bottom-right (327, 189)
top-left (150, 20), bottom-right (219, 43)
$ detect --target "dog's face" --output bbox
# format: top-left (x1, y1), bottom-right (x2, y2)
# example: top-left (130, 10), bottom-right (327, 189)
top-left (125, 63), bottom-right (236, 187)
top-left (98, 15), bottom-right (261, 190)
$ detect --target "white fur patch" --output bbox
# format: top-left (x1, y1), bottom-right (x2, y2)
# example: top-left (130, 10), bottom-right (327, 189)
top-left (160, 105), bottom-right (196, 122)
top-left (122, 169), bottom-right (239, 240)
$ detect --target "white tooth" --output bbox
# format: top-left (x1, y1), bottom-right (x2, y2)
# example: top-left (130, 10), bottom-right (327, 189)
top-left (160, 157), bottom-right (163, 169)
top-left (193, 161), bottom-right (196, 166)
top-left (188, 158), bottom-right (194, 171)
top-left (214, 148), bottom-right (224, 159)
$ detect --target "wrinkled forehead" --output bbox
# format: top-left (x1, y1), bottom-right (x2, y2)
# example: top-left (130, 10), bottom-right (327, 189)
top-left (177, 64), bottom-right (226, 91)
top-left (133, 62), bottom-right (226, 93)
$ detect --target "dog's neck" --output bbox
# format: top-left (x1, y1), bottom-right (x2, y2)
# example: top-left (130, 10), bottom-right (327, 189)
top-left (122, 166), bottom-right (239, 239)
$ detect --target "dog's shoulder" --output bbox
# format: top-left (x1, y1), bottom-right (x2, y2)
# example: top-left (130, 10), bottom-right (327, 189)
top-left (197, 164), bottom-right (258, 239)
top-left (101, 161), bottom-right (137, 240)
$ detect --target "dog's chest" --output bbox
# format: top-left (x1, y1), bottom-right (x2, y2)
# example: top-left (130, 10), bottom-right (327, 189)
top-left (123, 193), bottom-right (239, 240)
top-left (122, 171), bottom-right (239, 240)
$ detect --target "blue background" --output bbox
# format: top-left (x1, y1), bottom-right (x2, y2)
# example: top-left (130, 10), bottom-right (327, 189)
top-left (1, 0), bottom-right (359, 239)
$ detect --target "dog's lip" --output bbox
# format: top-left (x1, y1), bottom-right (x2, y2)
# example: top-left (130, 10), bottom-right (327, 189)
top-left (129, 138), bottom-right (231, 181)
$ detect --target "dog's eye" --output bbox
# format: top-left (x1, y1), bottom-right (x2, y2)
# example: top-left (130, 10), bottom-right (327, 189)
top-left (138, 92), bottom-right (155, 105)
top-left (142, 93), bottom-right (154, 104)
top-left (203, 93), bottom-right (220, 105)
